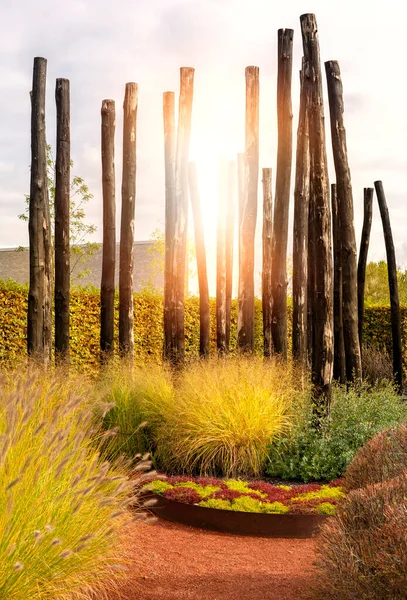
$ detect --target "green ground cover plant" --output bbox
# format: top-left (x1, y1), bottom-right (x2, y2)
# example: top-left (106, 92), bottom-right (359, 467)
top-left (143, 475), bottom-right (346, 515)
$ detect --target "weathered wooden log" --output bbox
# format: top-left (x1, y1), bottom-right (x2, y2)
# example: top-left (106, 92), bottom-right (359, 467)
top-left (28, 57), bottom-right (50, 363)
top-left (292, 64), bottom-right (310, 366)
top-left (172, 68), bottom-right (194, 365)
top-left (54, 78), bottom-right (70, 364)
top-left (216, 158), bottom-right (227, 354)
top-left (188, 162), bottom-right (210, 358)
top-left (331, 183), bottom-right (346, 383)
top-left (325, 60), bottom-right (361, 382)
top-left (100, 99), bottom-right (116, 359)
top-left (225, 160), bottom-right (236, 351)
top-left (272, 28), bottom-right (294, 358)
top-left (163, 91), bottom-right (176, 361)
top-left (300, 13), bottom-right (334, 418)
top-left (119, 82), bottom-right (138, 358)
top-left (237, 66), bottom-right (259, 353)
top-left (307, 175), bottom-right (315, 371)
top-left (262, 168), bottom-right (273, 357)
top-left (357, 187), bottom-right (374, 351)
top-left (374, 181), bottom-right (403, 394)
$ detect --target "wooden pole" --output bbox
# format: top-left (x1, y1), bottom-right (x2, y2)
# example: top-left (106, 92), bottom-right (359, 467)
top-left (54, 78), bottom-right (70, 364)
top-left (188, 162), bottom-right (210, 358)
top-left (292, 64), bottom-right (310, 366)
top-left (331, 183), bottom-right (346, 383)
top-left (225, 160), bottom-right (236, 351)
top-left (100, 99), bottom-right (116, 359)
top-left (172, 67), bottom-right (194, 365)
top-left (307, 176), bottom-right (315, 370)
top-left (163, 92), bottom-right (176, 361)
top-left (216, 158), bottom-right (227, 354)
top-left (272, 28), bottom-right (294, 358)
top-left (357, 187), bottom-right (374, 351)
top-left (325, 60), bottom-right (362, 382)
top-left (237, 66), bottom-right (259, 353)
top-left (374, 181), bottom-right (403, 394)
top-left (28, 57), bottom-right (48, 361)
top-left (262, 168), bottom-right (273, 357)
top-left (300, 14), bottom-right (334, 418)
top-left (119, 82), bottom-right (138, 358)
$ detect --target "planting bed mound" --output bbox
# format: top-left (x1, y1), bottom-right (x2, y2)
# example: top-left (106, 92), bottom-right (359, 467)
top-left (141, 476), bottom-right (346, 539)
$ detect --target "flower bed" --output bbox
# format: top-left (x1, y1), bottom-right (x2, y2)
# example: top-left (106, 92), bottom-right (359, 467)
top-left (143, 476), bottom-right (346, 515)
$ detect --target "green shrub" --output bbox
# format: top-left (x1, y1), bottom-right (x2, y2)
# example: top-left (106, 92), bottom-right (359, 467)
top-left (0, 368), bottom-right (137, 599)
top-left (266, 381), bottom-right (407, 482)
top-left (149, 357), bottom-right (302, 477)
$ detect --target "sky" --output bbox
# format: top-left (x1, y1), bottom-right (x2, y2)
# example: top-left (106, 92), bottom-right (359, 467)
top-left (0, 0), bottom-right (407, 295)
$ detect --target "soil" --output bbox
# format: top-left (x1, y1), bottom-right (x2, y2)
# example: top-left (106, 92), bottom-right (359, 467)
top-left (106, 517), bottom-right (317, 600)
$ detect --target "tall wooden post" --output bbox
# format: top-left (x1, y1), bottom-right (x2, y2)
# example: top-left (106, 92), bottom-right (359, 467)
top-left (172, 67), bottom-right (194, 364)
top-left (272, 28), bottom-right (294, 358)
top-left (188, 162), bottom-right (210, 358)
top-left (325, 60), bottom-right (362, 382)
top-left (100, 99), bottom-right (116, 359)
top-left (119, 83), bottom-right (138, 358)
top-left (301, 14), bottom-right (334, 418)
top-left (216, 158), bottom-right (227, 354)
top-left (225, 160), bottom-right (236, 351)
top-left (237, 66), bottom-right (259, 353)
top-left (163, 92), bottom-right (176, 361)
top-left (357, 187), bottom-right (374, 351)
top-left (28, 57), bottom-right (50, 362)
top-left (262, 168), bottom-right (273, 357)
top-left (292, 64), bottom-right (310, 366)
top-left (331, 183), bottom-right (346, 383)
top-left (307, 177), bottom-right (315, 371)
top-left (374, 181), bottom-right (403, 394)
top-left (54, 78), bottom-right (70, 364)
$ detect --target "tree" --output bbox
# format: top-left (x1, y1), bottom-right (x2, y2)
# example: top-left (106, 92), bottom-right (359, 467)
top-left (364, 261), bottom-right (407, 306)
top-left (19, 144), bottom-right (100, 284)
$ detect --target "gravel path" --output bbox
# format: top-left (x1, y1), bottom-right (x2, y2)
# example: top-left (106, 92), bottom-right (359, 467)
top-left (107, 518), bottom-right (317, 600)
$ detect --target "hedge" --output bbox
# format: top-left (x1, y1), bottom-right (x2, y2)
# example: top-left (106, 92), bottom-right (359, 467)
top-left (0, 281), bottom-right (403, 373)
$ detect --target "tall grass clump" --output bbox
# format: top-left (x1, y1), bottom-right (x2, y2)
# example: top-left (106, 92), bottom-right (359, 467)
top-left (0, 368), bottom-right (140, 600)
top-left (266, 381), bottom-right (407, 482)
top-left (148, 357), bottom-right (301, 477)
top-left (95, 359), bottom-right (175, 462)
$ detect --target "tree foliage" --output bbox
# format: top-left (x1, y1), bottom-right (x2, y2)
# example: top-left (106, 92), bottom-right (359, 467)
top-left (364, 261), bottom-right (407, 306)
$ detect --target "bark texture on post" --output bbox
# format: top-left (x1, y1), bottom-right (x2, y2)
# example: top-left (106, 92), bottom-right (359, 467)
top-left (237, 66), bottom-right (259, 353)
top-left (357, 187), bottom-right (374, 350)
top-left (163, 92), bottom-right (176, 361)
top-left (225, 160), bottom-right (236, 351)
top-left (374, 181), bottom-right (403, 394)
top-left (301, 14), bottom-right (333, 416)
top-left (100, 99), bottom-right (116, 359)
top-left (28, 57), bottom-right (50, 362)
top-left (325, 60), bottom-right (361, 382)
top-left (188, 162), bottom-right (210, 358)
top-left (172, 68), bottom-right (194, 365)
top-left (216, 158), bottom-right (227, 354)
top-left (54, 78), bottom-right (70, 364)
top-left (272, 28), bottom-right (294, 358)
top-left (292, 65), bottom-right (310, 366)
top-left (262, 168), bottom-right (273, 357)
top-left (307, 176), bottom-right (315, 371)
top-left (119, 83), bottom-right (138, 358)
top-left (331, 183), bottom-right (346, 384)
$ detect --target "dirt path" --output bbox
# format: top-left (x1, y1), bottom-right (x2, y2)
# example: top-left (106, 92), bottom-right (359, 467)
top-left (108, 518), bottom-right (317, 600)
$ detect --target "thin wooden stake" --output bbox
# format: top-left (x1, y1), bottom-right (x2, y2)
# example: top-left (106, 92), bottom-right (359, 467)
top-left (226, 160), bottom-right (236, 351)
top-left (54, 78), bottom-right (70, 364)
top-left (119, 82), bottom-right (138, 358)
top-left (331, 183), bottom-right (346, 384)
top-left (374, 181), bottom-right (403, 394)
top-left (216, 158), bottom-right (227, 354)
top-left (262, 168), bottom-right (273, 357)
top-left (357, 187), bottom-right (374, 351)
top-left (188, 162), bottom-right (210, 358)
top-left (100, 99), bottom-right (116, 359)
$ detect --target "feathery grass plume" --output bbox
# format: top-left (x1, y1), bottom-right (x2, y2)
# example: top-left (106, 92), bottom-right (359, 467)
top-left (148, 356), bottom-right (301, 477)
top-left (0, 366), bottom-right (146, 599)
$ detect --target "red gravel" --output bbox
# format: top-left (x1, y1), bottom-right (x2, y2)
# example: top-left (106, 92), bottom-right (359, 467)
top-left (108, 517), bottom-right (317, 600)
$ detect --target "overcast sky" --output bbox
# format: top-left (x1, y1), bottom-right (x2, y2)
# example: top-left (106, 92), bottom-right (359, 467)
top-left (1, 0), bottom-right (406, 294)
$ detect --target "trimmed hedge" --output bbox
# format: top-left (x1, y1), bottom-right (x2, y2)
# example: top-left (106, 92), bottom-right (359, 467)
top-left (0, 281), bottom-right (403, 372)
